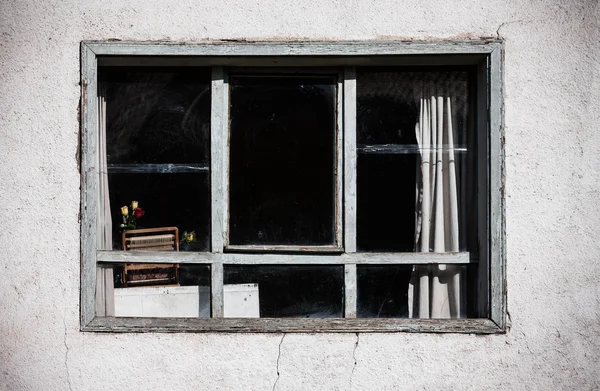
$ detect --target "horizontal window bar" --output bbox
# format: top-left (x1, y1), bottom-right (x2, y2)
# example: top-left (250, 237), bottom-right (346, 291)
top-left (85, 316), bottom-right (502, 334)
top-left (357, 144), bottom-right (468, 155)
top-left (107, 163), bottom-right (209, 174)
top-left (97, 251), bottom-right (472, 265)
top-left (224, 245), bottom-right (343, 253)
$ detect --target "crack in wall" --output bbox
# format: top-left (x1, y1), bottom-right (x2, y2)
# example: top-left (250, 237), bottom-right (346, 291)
top-left (63, 312), bottom-right (73, 391)
top-left (349, 333), bottom-right (359, 391)
top-left (272, 333), bottom-right (285, 391)
top-left (496, 18), bottom-right (554, 39)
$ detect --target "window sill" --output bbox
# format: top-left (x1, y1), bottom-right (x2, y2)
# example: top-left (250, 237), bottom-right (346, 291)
top-left (83, 317), bottom-right (504, 334)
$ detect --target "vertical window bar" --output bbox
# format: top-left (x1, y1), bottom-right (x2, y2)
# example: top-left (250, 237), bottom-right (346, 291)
top-left (81, 44), bottom-right (99, 326)
top-left (211, 67), bottom-right (228, 252)
top-left (335, 71), bottom-right (345, 249)
top-left (476, 59), bottom-right (490, 318)
top-left (344, 67), bottom-right (357, 252)
top-left (344, 264), bottom-right (357, 318)
top-left (211, 261), bottom-right (224, 318)
top-left (211, 67), bottom-right (227, 318)
top-left (343, 67), bottom-right (358, 318)
top-left (489, 46), bottom-right (505, 328)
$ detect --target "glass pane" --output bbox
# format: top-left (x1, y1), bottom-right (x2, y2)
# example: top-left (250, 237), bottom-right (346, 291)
top-left (356, 70), bottom-right (474, 253)
top-left (108, 263), bottom-right (211, 318)
top-left (109, 173), bottom-right (210, 251)
top-left (357, 70), bottom-right (470, 145)
top-left (357, 264), bottom-right (473, 318)
top-left (223, 265), bottom-right (344, 318)
top-left (228, 75), bottom-right (337, 246)
top-left (357, 265), bottom-right (412, 318)
top-left (357, 154), bottom-right (417, 252)
top-left (101, 67), bottom-right (211, 165)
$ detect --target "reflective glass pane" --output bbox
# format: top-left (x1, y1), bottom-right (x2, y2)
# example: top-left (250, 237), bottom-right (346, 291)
top-left (228, 75), bottom-right (337, 246)
top-left (357, 265), bottom-right (412, 318)
top-left (357, 264), bottom-right (474, 318)
top-left (357, 70), bottom-right (470, 145)
top-left (101, 67), bottom-right (211, 165)
top-left (223, 265), bottom-right (344, 318)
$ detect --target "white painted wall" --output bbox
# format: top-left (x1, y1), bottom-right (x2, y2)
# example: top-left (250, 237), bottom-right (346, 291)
top-left (1, 0), bottom-right (599, 389)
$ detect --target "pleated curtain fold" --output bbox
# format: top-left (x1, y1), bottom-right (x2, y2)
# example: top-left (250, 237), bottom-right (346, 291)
top-left (410, 86), bottom-right (465, 319)
top-left (95, 88), bottom-right (115, 317)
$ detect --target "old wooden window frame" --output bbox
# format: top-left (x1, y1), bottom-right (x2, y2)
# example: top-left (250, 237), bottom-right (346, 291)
top-left (80, 40), bottom-right (505, 333)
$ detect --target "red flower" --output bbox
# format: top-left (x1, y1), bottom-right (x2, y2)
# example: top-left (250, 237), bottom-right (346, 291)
top-left (133, 208), bottom-right (144, 218)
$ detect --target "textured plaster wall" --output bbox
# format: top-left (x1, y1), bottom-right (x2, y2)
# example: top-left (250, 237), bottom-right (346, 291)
top-left (1, 0), bottom-right (599, 389)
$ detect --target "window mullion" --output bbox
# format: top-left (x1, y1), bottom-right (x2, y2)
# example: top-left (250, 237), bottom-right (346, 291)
top-left (343, 67), bottom-right (358, 318)
top-left (211, 66), bottom-right (227, 318)
top-left (344, 264), bottom-right (357, 318)
top-left (211, 66), bottom-right (228, 253)
top-left (343, 67), bottom-right (357, 252)
top-left (211, 261), bottom-right (224, 318)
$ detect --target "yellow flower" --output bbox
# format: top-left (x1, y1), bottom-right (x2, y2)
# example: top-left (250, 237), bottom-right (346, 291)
top-left (187, 233), bottom-right (195, 241)
top-left (121, 206), bottom-right (129, 216)
top-left (131, 201), bottom-right (138, 209)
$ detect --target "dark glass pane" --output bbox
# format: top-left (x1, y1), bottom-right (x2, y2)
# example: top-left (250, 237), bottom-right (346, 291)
top-left (101, 67), bottom-right (211, 165)
top-left (357, 264), bottom-right (474, 318)
top-left (228, 75), bottom-right (337, 246)
top-left (223, 266), bottom-right (344, 318)
top-left (357, 265), bottom-right (412, 318)
top-left (357, 154), bottom-right (417, 252)
top-left (109, 263), bottom-right (211, 318)
top-left (357, 71), bottom-right (469, 146)
top-left (109, 173), bottom-right (210, 251)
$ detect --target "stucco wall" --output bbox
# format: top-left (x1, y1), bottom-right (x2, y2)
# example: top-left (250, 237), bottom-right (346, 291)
top-left (1, 0), bottom-right (599, 389)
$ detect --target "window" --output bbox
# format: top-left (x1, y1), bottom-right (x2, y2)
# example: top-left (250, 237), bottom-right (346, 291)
top-left (81, 41), bottom-right (505, 333)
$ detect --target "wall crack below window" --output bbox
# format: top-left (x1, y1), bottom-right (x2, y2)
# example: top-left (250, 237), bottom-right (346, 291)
top-left (272, 333), bottom-right (285, 391)
top-left (63, 310), bottom-right (73, 391)
top-left (349, 333), bottom-right (359, 390)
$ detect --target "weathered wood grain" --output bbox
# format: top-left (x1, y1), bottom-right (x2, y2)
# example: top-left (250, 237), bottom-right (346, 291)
top-left (211, 67), bottom-right (227, 253)
top-left (80, 43), bottom-right (99, 328)
top-left (97, 250), bottom-right (472, 265)
top-left (85, 316), bottom-right (503, 334)
top-left (343, 67), bottom-right (357, 253)
top-left (489, 44), bottom-right (506, 330)
top-left (86, 41), bottom-right (500, 57)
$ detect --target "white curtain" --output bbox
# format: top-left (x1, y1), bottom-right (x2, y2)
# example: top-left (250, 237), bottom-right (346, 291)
top-left (95, 87), bottom-right (115, 317)
top-left (410, 87), bottom-right (465, 319)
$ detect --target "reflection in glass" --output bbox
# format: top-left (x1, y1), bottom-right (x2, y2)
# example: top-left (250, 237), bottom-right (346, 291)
top-left (101, 67), bottom-right (211, 165)
top-left (357, 264), bottom-right (474, 318)
top-left (357, 265), bottom-right (412, 318)
top-left (229, 75), bottom-right (337, 246)
top-left (224, 265), bottom-right (344, 318)
top-left (112, 264), bottom-right (211, 318)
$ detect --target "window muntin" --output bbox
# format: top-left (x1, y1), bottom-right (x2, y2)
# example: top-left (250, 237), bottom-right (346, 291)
top-left (81, 41), bottom-right (504, 333)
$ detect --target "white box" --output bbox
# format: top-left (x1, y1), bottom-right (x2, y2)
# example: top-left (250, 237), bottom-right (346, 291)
top-left (224, 283), bottom-right (260, 318)
top-left (114, 285), bottom-right (210, 318)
